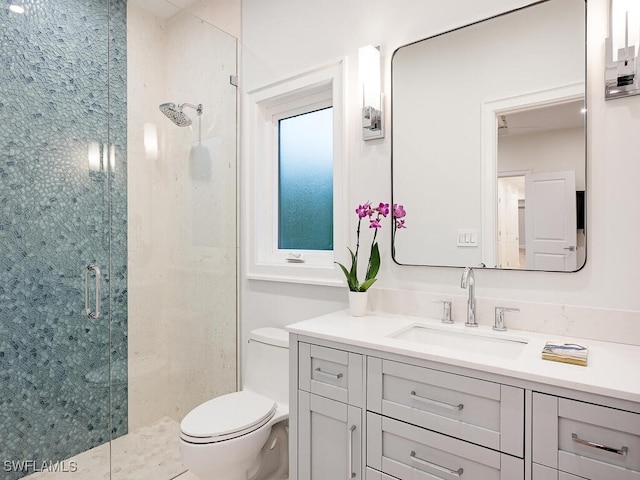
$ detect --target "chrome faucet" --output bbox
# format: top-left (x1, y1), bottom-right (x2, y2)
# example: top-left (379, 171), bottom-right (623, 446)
top-left (460, 267), bottom-right (477, 327)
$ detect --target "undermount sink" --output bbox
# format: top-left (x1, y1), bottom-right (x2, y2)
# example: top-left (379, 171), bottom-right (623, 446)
top-left (388, 323), bottom-right (529, 359)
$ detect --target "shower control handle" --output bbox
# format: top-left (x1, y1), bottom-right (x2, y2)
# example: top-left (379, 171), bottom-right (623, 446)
top-left (85, 264), bottom-right (101, 319)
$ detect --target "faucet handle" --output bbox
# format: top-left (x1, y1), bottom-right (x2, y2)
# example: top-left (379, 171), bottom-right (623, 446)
top-left (432, 300), bottom-right (453, 324)
top-left (493, 306), bottom-right (519, 331)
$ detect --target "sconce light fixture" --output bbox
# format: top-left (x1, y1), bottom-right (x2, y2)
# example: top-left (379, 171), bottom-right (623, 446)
top-left (359, 45), bottom-right (384, 140)
top-left (88, 142), bottom-right (102, 172)
top-left (88, 142), bottom-right (115, 173)
top-left (605, 0), bottom-right (640, 99)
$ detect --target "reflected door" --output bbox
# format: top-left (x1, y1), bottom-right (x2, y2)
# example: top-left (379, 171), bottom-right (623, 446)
top-left (525, 171), bottom-right (577, 271)
top-left (498, 179), bottom-right (522, 268)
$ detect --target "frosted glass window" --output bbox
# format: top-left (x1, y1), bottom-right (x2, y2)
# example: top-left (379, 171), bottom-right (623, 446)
top-left (278, 107), bottom-right (333, 250)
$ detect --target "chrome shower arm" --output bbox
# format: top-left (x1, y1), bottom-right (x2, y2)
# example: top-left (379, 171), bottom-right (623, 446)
top-left (180, 103), bottom-right (203, 115)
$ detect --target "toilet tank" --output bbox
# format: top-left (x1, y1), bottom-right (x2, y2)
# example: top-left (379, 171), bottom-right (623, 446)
top-left (243, 327), bottom-right (289, 406)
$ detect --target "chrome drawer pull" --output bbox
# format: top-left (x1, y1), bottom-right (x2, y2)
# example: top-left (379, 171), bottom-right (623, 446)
top-left (572, 433), bottom-right (628, 456)
top-left (409, 451), bottom-right (463, 477)
top-left (410, 391), bottom-right (464, 412)
top-left (314, 367), bottom-right (343, 379)
top-left (348, 424), bottom-right (356, 479)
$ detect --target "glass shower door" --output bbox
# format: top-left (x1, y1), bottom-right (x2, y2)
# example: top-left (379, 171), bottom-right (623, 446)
top-left (0, 0), bottom-right (126, 478)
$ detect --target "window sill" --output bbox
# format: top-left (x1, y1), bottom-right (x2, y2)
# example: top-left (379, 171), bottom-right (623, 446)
top-left (246, 263), bottom-right (345, 288)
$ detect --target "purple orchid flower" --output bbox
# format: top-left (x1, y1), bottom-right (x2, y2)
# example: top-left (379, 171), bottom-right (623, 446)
top-left (376, 202), bottom-right (390, 217)
top-left (393, 203), bottom-right (406, 219)
top-left (337, 201), bottom-right (408, 293)
top-left (355, 202), bottom-right (372, 219)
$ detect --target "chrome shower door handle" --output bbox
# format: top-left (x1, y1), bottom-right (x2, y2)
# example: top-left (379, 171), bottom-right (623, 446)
top-left (85, 264), bottom-right (101, 319)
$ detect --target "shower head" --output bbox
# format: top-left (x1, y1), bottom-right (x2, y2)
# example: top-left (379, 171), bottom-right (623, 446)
top-left (159, 102), bottom-right (203, 127)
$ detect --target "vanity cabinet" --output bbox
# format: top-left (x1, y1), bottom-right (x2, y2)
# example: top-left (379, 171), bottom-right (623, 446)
top-left (290, 333), bottom-right (639, 480)
top-left (367, 412), bottom-right (523, 479)
top-left (366, 357), bottom-right (524, 479)
top-left (298, 342), bottom-right (364, 407)
top-left (365, 468), bottom-right (398, 479)
top-left (532, 392), bottom-right (640, 479)
top-left (291, 337), bottom-right (524, 479)
top-left (367, 358), bottom-right (524, 457)
top-left (532, 463), bottom-right (586, 479)
top-left (297, 391), bottom-right (362, 479)
top-left (296, 342), bottom-right (364, 479)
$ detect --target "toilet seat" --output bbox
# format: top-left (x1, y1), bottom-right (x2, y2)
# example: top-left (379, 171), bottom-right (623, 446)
top-left (180, 390), bottom-right (276, 445)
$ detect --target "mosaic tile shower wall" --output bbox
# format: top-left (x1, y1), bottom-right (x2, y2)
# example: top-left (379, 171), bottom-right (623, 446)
top-left (0, 0), bottom-right (127, 477)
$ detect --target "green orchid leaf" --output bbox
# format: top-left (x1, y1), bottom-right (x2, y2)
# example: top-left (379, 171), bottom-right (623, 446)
top-left (335, 262), bottom-right (358, 291)
top-left (359, 278), bottom-right (377, 291)
top-left (346, 247), bottom-right (360, 288)
top-left (347, 247), bottom-right (357, 274)
top-left (335, 261), bottom-right (350, 278)
top-left (365, 242), bottom-right (380, 281)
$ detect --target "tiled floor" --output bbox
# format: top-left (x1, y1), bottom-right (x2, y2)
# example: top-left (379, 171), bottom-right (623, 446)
top-left (25, 417), bottom-right (190, 480)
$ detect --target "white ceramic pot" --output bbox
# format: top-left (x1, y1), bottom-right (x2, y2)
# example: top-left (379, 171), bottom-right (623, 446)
top-left (348, 291), bottom-right (368, 317)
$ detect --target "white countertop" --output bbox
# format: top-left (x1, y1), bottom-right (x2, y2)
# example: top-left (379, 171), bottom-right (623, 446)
top-left (286, 310), bottom-right (640, 404)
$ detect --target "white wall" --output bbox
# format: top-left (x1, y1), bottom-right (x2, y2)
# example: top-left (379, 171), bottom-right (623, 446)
top-left (499, 128), bottom-right (586, 190)
top-left (176, 0), bottom-right (241, 38)
top-left (240, 0), bottom-right (640, 349)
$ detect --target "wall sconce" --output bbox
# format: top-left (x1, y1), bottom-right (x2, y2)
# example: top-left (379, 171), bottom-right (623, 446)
top-left (88, 142), bottom-right (115, 173)
top-left (88, 142), bottom-right (102, 172)
top-left (143, 123), bottom-right (159, 160)
top-left (359, 45), bottom-right (384, 140)
top-left (108, 144), bottom-right (115, 171)
top-left (605, 0), bottom-right (640, 99)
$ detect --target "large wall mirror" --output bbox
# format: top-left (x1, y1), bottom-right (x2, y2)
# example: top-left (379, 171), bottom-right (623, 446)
top-left (392, 0), bottom-right (586, 271)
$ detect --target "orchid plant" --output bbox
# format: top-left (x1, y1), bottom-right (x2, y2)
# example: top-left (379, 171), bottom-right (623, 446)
top-left (336, 202), bottom-right (407, 292)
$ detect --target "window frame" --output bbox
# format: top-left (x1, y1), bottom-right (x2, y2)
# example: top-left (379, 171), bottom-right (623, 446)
top-left (273, 100), bottom-right (334, 256)
top-left (244, 62), bottom-right (346, 286)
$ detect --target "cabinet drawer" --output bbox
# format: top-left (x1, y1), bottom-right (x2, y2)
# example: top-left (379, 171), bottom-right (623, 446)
top-left (533, 463), bottom-right (588, 480)
top-left (366, 467), bottom-right (398, 479)
top-left (367, 358), bottom-right (524, 456)
top-left (533, 393), bottom-right (640, 479)
top-left (367, 412), bottom-right (524, 480)
top-left (298, 342), bottom-right (363, 406)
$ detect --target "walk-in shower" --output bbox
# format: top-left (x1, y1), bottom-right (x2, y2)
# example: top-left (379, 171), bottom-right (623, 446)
top-left (159, 102), bottom-right (203, 127)
top-left (1, 1), bottom-right (238, 479)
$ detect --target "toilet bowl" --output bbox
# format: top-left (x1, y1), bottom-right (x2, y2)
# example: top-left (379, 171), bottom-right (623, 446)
top-left (179, 327), bottom-right (289, 480)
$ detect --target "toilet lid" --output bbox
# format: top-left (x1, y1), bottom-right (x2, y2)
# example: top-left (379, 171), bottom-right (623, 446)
top-left (180, 391), bottom-right (276, 444)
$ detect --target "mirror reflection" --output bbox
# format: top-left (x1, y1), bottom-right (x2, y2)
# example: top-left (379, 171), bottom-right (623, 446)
top-left (391, 0), bottom-right (586, 271)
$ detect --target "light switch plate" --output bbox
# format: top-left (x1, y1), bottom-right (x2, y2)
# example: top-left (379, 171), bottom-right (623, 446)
top-left (457, 229), bottom-right (478, 247)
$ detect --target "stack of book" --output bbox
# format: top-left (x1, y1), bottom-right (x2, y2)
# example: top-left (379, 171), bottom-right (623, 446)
top-left (541, 342), bottom-right (588, 366)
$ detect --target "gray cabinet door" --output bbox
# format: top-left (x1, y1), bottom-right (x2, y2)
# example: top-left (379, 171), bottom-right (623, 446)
top-left (532, 392), bottom-right (640, 479)
top-left (533, 463), bottom-right (589, 480)
top-left (298, 390), bottom-right (362, 480)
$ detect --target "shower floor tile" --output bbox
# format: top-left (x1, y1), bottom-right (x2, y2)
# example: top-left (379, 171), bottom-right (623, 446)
top-left (24, 417), bottom-right (187, 480)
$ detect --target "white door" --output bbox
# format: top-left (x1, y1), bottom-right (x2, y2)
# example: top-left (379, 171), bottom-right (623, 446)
top-left (498, 180), bottom-right (508, 267)
top-left (525, 171), bottom-right (577, 271)
top-left (498, 179), bottom-right (521, 268)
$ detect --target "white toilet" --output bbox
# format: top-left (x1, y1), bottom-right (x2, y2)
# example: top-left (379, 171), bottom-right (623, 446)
top-left (179, 327), bottom-right (290, 480)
